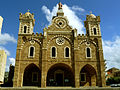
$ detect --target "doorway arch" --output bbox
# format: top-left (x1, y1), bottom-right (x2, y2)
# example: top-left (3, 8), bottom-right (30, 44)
top-left (80, 64), bottom-right (97, 86)
top-left (23, 63), bottom-right (41, 87)
top-left (46, 63), bottom-right (74, 87)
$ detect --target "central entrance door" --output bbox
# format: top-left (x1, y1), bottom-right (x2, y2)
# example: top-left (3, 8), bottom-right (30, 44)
top-left (56, 73), bottom-right (63, 86)
top-left (46, 63), bottom-right (75, 87)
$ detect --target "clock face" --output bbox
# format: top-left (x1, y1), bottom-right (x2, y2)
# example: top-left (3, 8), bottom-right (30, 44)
top-left (56, 37), bottom-right (65, 45)
top-left (53, 17), bottom-right (67, 28)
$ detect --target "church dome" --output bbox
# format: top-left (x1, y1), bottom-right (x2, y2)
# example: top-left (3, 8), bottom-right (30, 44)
top-left (25, 11), bottom-right (32, 16)
top-left (90, 14), bottom-right (96, 18)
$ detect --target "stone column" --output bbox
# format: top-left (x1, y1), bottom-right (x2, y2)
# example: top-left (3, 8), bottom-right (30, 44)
top-left (75, 72), bottom-right (80, 88)
top-left (41, 67), bottom-right (47, 88)
top-left (18, 72), bottom-right (24, 87)
top-left (13, 61), bottom-right (19, 87)
top-left (74, 49), bottom-right (80, 88)
top-left (13, 47), bottom-right (22, 87)
top-left (91, 75), bottom-right (96, 86)
top-left (41, 47), bottom-right (47, 88)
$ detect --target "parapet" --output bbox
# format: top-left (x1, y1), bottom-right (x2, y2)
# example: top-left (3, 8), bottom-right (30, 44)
top-left (32, 32), bottom-right (43, 37)
top-left (77, 34), bottom-right (87, 38)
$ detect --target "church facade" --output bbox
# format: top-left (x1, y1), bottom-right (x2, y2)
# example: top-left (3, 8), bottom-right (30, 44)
top-left (13, 3), bottom-right (106, 87)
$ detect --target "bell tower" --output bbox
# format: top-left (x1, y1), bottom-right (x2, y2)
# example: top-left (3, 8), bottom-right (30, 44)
top-left (18, 11), bottom-right (35, 34)
top-left (84, 13), bottom-right (101, 36)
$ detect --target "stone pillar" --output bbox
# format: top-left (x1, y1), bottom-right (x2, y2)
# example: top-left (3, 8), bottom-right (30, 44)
top-left (75, 73), bottom-right (80, 88)
top-left (99, 50), bottom-right (106, 87)
top-left (13, 61), bottom-right (19, 87)
top-left (74, 49), bottom-right (80, 88)
top-left (41, 47), bottom-right (47, 88)
top-left (91, 75), bottom-right (96, 86)
top-left (18, 72), bottom-right (24, 87)
top-left (13, 48), bottom-right (22, 87)
top-left (41, 68), bottom-right (47, 88)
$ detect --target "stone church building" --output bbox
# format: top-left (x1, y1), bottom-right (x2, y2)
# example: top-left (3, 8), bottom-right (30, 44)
top-left (13, 3), bottom-right (106, 87)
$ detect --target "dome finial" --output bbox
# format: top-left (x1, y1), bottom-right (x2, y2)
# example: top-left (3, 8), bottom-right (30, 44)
top-left (27, 9), bottom-right (30, 12)
top-left (58, 2), bottom-right (62, 10)
top-left (89, 11), bottom-right (96, 18)
top-left (90, 11), bottom-right (92, 14)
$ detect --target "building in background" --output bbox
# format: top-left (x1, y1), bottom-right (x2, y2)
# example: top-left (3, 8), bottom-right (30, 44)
top-left (106, 67), bottom-right (120, 79)
top-left (13, 2), bottom-right (106, 87)
top-left (0, 16), bottom-right (3, 35)
top-left (0, 50), bottom-right (7, 84)
top-left (8, 64), bottom-right (14, 85)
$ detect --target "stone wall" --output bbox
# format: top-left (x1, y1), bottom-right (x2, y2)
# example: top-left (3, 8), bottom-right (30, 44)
top-left (0, 87), bottom-right (120, 90)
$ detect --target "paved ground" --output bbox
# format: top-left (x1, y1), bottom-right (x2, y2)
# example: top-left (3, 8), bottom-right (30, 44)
top-left (0, 87), bottom-right (120, 90)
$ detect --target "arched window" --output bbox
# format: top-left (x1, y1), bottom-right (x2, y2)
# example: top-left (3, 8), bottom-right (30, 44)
top-left (52, 47), bottom-right (56, 57)
top-left (30, 46), bottom-right (34, 57)
top-left (86, 47), bottom-right (91, 58)
top-left (93, 28), bottom-right (97, 35)
top-left (65, 47), bottom-right (69, 57)
top-left (24, 26), bottom-right (27, 33)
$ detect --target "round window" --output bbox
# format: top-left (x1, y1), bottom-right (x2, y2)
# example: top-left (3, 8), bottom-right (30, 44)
top-left (56, 37), bottom-right (65, 45)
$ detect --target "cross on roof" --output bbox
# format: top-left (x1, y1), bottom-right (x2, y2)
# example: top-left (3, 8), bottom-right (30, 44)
top-left (27, 9), bottom-right (30, 12)
top-left (90, 11), bottom-right (92, 14)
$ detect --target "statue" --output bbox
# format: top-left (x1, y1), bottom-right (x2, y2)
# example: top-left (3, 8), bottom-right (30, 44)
top-left (58, 2), bottom-right (62, 10)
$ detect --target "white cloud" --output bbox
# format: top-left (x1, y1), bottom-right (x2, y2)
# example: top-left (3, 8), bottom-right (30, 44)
top-left (71, 6), bottom-right (85, 12)
top-left (5, 65), bottom-right (9, 72)
top-left (0, 33), bottom-right (17, 45)
top-left (9, 57), bottom-right (15, 66)
top-left (103, 36), bottom-right (120, 70)
top-left (42, 4), bottom-right (84, 34)
top-left (0, 46), bottom-right (10, 56)
top-left (41, 4), bottom-right (120, 70)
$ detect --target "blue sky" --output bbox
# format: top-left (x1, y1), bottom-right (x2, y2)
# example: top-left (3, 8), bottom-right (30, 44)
top-left (0, 0), bottom-right (120, 71)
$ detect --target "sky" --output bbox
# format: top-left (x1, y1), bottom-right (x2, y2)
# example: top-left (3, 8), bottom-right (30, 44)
top-left (0, 0), bottom-right (120, 71)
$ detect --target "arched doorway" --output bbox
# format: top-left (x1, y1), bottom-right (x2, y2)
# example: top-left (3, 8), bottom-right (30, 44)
top-left (80, 64), bottom-right (97, 86)
top-left (23, 63), bottom-right (41, 87)
top-left (47, 63), bottom-right (74, 87)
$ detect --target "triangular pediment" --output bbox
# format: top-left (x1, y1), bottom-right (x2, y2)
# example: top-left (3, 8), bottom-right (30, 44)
top-left (46, 16), bottom-right (73, 31)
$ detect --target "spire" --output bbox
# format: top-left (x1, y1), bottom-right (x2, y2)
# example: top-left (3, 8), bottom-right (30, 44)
top-left (57, 2), bottom-right (64, 16)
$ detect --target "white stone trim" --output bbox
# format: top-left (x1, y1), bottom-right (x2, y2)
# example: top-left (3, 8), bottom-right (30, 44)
top-left (19, 22), bottom-right (21, 34)
top-left (98, 24), bottom-right (101, 36)
top-left (64, 46), bottom-right (70, 58)
top-left (23, 24), bottom-right (28, 34)
top-left (89, 24), bottom-right (91, 36)
top-left (51, 46), bottom-right (57, 58)
top-left (28, 45), bottom-right (35, 58)
top-left (92, 26), bottom-right (98, 36)
top-left (85, 47), bottom-right (92, 58)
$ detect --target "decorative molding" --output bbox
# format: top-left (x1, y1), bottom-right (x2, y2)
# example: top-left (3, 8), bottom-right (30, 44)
top-left (47, 35), bottom-right (73, 48)
top-left (28, 45), bottom-right (35, 58)
top-left (85, 47), bottom-right (92, 58)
